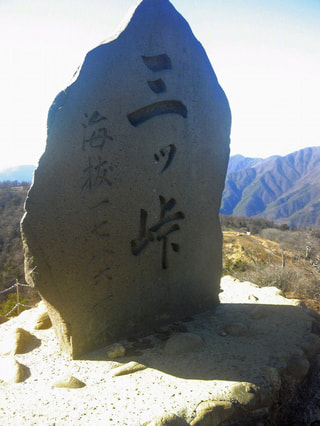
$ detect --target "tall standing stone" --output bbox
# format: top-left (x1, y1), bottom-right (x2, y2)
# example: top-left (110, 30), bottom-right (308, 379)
top-left (21, 0), bottom-right (231, 358)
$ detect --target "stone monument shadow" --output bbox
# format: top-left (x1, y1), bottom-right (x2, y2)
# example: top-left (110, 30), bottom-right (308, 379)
top-left (83, 302), bottom-right (316, 384)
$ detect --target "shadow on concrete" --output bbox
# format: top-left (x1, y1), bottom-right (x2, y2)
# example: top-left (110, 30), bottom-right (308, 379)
top-left (23, 335), bottom-right (42, 354)
top-left (83, 302), bottom-right (317, 383)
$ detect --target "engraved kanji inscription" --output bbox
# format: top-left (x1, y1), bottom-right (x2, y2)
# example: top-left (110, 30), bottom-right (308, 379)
top-left (154, 144), bottom-right (176, 173)
top-left (131, 196), bottom-right (185, 269)
top-left (142, 54), bottom-right (172, 71)
top-left (94, 267), bottom-right (113, 284)
top-left (82, 111), bottom-right (113, 151)
top-left (90, 198), bottom-right (109, 209)
top-left (127, 54), bottom-right (188, 127)
top-left (128, 101), bottom-right (187, 127)
top-left (91, 220), bottom-right (110, 237)
top-left (148, 78), bottom-right (166, 93)
top-left (82, 156), bottom-right (113, 190)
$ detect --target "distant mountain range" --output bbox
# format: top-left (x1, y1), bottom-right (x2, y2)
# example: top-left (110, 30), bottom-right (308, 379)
top-left (1, 146), bottom-right (320, 228)
top-left (221, 146), bottom-right (320, 228)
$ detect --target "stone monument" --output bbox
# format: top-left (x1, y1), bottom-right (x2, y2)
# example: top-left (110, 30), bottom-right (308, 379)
top-left (21, 0), bottom-right (231, 358)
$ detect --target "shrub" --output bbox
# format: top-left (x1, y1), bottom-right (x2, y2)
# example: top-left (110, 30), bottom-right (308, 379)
top-left (0, 293), bottom-right (29, 317)
top-left (223, 257), bottom-right (249, 275)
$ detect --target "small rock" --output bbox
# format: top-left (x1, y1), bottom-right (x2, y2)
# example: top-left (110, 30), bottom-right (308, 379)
top-left (110, 361), bottom-right (146, 377)
top-left (164, 332), bottom-right (205, 356)
top-left (1, 328), bottom-right (34, 355)
top-left (223, 322), bottom-right (248, 336)
top-left (0, 357), bottom-right (27, 383)
top-left (105, 343), bottom-right (126, 359)
top-left (144, 413), bottom-right (188, 425)
top-left (34, 311), bottom-right (52, 330)
top-left (190, 400), bottom-right (235, 426)
top-left (52, 375), bottom-right (86, 389)
top-left (0, 315), bottom-right (9, 325)
top-left (14, 328), bottom-right (34, 354)
top-left (230, 382), bottom-right (261, 411)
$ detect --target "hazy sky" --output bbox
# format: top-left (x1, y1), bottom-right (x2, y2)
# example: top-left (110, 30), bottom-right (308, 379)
top-left (0, 0), bottom-right (319, 170)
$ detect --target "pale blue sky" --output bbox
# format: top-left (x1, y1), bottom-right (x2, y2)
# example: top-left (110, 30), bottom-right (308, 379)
top-left (0, 0), bottom-right (319, 170)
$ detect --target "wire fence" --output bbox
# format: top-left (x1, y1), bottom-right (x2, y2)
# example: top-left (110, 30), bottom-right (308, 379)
top-left (0, 280), bottom-right (35, 317)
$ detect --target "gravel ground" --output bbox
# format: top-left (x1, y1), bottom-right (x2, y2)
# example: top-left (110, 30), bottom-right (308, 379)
top-left (1, 276), bottom-right (320, 425)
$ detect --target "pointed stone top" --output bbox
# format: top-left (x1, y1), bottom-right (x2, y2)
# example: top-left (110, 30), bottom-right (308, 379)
top-left (106, 0), bottom-right (194, 47)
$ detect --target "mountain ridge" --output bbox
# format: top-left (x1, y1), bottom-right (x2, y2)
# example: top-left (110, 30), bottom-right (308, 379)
top-left (221, 146), bottom-right (320, 228)
top-left (1, 146), bottom-right (320, 228)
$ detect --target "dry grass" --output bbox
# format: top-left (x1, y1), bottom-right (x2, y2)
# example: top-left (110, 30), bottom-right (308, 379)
top-left (222, 229), bottom-right (320, 312)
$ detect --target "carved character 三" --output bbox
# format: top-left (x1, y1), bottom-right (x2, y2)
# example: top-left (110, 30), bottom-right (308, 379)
top-left (127, 54), bottom-right (188, 127)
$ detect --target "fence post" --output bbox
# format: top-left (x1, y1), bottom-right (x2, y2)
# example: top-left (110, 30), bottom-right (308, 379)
top-left (281, 248), bottom-right (285, 270)
top-left (16, 279), bottom-right (20, 315)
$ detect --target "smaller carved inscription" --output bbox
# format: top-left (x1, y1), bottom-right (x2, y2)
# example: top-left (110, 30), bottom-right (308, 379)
top-left (90, 198), bottom-right (110, 209)
top-left (94, 267), bottom-right (113, 283)
top-left (80, 111), bottom-right (116, 289)
top-left (82, 111), bottom-right (113, 152)
top-left (82, 156), bottom-right (113, 190)
top-left (91, 220), bottom-right (110, 237)
top-left (86, 111), bottom-right (106, 125)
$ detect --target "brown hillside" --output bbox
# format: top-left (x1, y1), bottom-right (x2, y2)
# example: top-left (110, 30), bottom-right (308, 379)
top-left (0, 183), bottom-right (29, 290)
top-left (223, 231), bottom-right (284, 268)
top-left (223, 230), bottom-right (320, 312)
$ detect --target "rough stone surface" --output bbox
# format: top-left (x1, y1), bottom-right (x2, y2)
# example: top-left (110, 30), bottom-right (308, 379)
top-left (144, 413), bottom-right (188, 425)
top-left (20, 0), bottom-right (231, 358)
top-left (164, 332), bottom-right (205, 356)
top-left (1, 276), bottom-right (320, 424)
top-left (105, 342), bottom-right (126, 359)
top-left (190, 401), bottom-right (235, 426)
top-left (0, 357), bottom-right (28, 384)
top-left (34, 311), bottom-right (52, 330)
top-left (52, 375), bottom-right (86, 389)
top-left (0, 327), bottom-right (34, 355)
top-left (229, 382), bottom-right (261, 411)
top-left (223, 321), bottom-right (248, 336)
top-left (109, 360), bottom-right (147, 377)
